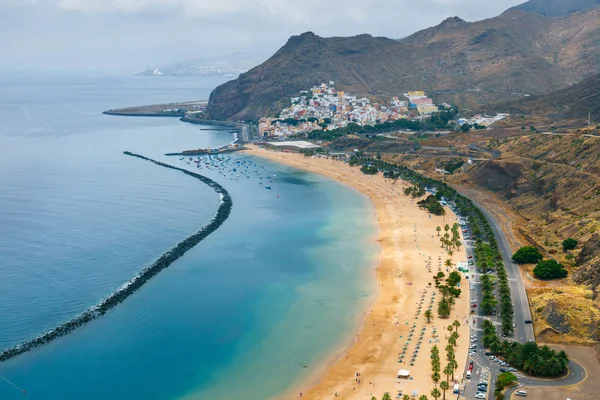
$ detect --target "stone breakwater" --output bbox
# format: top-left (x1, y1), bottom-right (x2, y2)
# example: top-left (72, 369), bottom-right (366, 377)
top-left (0, 152), bottom-right (233, 363)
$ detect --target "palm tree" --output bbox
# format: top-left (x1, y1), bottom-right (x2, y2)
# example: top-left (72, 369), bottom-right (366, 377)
top-left (432, 371), bottom-right (440, 387)
top-left (419, 396), bottom-right (429, 400)
top-left (455, 240), bottom-right (461, 251)
top-left (437, 298), bottom-right (451, 318)
top-left (424, 309), bottom-right (433, 323)
top-left (450, 359), bottom-right (458, 380)
top-left (431, 387), bottom-right (441, 400)
top-left (436, 226), bottom-right (441, 236)
top-left (382, 393), bottom-right (392, 400)
top-left (448, 335), bottom-right (456, 347)
top-left (452, 320), bottom-right (461, 335)
top-left (439, 381), bottom-right (449, 400)
top-left (444, 224), bottom-right (450, 233)
top-left (444, 364), bottom-right (453, 383)
top-left (402, 395), bottom-right (411, 400)
top-left (447, 325), bottom-right (454, 334)
top-left (447, 296), bottom-right (455, 308)
top-left (445, 259), bottom-right (453, 269)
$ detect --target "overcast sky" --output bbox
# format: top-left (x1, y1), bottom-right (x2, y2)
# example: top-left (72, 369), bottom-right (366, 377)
top-left (0, 0), bottom-right (527, 72)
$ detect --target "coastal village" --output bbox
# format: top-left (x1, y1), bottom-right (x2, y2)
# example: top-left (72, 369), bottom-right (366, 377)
top-left (258, 82), bottom-right (507, 138)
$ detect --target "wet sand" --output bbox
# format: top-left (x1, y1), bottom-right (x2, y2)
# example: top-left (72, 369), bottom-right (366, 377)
top-left (245, 146), bottom-right (471, 400)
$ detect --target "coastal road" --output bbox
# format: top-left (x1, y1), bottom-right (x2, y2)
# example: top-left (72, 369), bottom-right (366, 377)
top-left (504, 359), bottom-right (587, 399)
top-left (464, 355), bottom-right (587, 400)
top-left (458, 198), bottom-right (587, 400)
top-left (470, 199), bottom-right (534, 344)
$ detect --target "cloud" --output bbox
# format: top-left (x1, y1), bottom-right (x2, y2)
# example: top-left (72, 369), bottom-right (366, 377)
top-left (0, 0), bottom-right (527, 71)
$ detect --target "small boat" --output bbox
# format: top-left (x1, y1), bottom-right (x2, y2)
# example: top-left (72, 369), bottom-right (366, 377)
top-left (265, 185), bottom-right (272, 190)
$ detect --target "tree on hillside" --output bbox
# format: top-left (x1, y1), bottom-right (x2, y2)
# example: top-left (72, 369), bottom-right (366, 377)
top-left (533, 259), bottom-right (568, 280)
top-left (562, 238), bottom-right (578, 251)
top-left (511, 246), bottom-right (543, 264)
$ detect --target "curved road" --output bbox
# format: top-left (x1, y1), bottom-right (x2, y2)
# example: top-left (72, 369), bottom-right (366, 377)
top-left (505, 358), bottom-right (587, 398)
top-left (459, 197), bottom-right (587, 398)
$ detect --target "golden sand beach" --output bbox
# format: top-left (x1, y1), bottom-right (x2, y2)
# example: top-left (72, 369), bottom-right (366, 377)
top-left (245, 145), bottom-right (471, 400)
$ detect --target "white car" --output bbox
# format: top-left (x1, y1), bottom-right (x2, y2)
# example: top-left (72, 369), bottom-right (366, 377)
top-left (469, 351), bottom-right (477, 356)
top-left (515, 390), bottom-right (527, 397)
top-left (475, 392), bottom-right (486, 399)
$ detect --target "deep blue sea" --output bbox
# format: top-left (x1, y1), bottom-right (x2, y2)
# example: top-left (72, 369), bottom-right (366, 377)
top-left (0, 73), bottom-right (378, 399)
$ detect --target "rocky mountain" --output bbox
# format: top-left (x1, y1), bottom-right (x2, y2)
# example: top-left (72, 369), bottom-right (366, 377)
top-left (137, 52), bottom-right (264, 77)
top-left (492, 72), bottom-right (600, 121)
top-left (506, 0), bottom-right (600, 17)
top-left (206, 6), bottom-right (600, 121)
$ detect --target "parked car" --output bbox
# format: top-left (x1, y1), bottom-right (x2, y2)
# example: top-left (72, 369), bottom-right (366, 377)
top-left (499, 368), bottom-right (508, 372)
top-left (471, 304), bottom-right (477, 308)
top-left (475, 392), bottom-right (486, 399)
top-left (524, 320), bottom-right (533, 324)
top-left (515, 390), bottom-right (527, 397)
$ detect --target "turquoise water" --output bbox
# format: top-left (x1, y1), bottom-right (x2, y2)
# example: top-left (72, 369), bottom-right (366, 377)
top-left (0, 73), bottom-right (378, 399)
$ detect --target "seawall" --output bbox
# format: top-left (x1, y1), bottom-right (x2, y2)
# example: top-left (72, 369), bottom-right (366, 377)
top-left (0, 153), bottom-right (233, 363)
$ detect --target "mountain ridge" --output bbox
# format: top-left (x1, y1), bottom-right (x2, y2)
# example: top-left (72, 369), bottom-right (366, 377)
top-left (206, 5), bottom-right (600, 121)
top-left (506, 0), bottom-right (600, 17)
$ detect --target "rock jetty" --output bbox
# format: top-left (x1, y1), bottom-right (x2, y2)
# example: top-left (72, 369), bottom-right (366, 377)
top-left (0, 152), bottom-right (233, 363)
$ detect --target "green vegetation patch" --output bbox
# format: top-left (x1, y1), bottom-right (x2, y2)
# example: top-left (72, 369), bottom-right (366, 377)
top-left (511, 246), bottom-right (543, 264)
top-left (533, 259), bottom-right (568, 280)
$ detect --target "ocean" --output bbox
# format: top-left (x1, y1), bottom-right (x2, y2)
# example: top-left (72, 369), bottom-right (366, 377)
top-left (0, 73), bottom-right (378, 399)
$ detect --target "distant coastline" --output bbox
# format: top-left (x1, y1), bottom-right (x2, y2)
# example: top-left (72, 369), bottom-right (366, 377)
top-left (103, 101), bottom-right (251, 150)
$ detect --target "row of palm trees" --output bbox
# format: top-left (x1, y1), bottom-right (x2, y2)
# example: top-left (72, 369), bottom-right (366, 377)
top-left (424, 319), bottom-right (462, 400)
top-left (482, 320), bottom-right (568, 377)
top-left (436, 223), bottom-right (462, 254)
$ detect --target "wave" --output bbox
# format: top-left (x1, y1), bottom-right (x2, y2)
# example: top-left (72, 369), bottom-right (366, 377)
top-left (0, 152), bottom-right (233, 363)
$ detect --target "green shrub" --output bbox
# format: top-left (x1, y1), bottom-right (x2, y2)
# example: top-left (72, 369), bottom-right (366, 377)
top-left (512, 246), bottom-right (543, 264)
top-left (562, 238), bottom-right (578, 251)
top-left (534, 259), bottom-right (568, 280)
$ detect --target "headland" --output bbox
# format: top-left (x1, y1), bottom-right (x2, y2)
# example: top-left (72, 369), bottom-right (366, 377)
top-left (245, 145), bottom-right (471, 400)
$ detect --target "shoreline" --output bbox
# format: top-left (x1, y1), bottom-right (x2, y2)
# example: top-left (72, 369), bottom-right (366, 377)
top-left (245, 145), bottom-right (470, 400)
